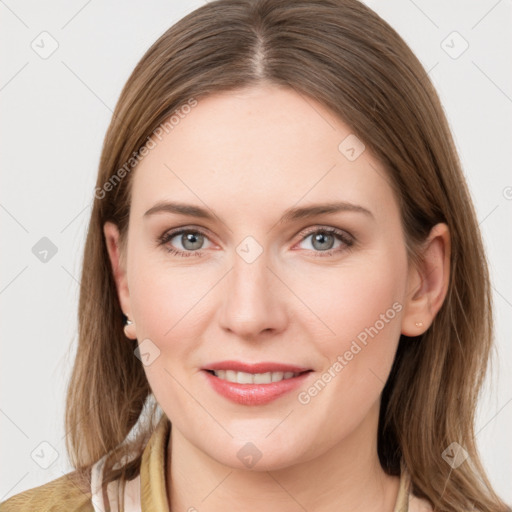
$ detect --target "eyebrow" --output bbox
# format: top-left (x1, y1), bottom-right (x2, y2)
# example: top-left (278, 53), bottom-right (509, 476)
top-left (143, 200), bottom-right (374, 223)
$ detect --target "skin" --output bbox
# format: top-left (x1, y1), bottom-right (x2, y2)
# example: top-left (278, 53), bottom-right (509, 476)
top-left (104, 84), bottom-right (450, 512)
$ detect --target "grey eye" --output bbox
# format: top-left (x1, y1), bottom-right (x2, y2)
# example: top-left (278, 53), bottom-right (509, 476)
top-left (177, 231), bottom-right (205, 251)
top-left (309, 232), bottom-right (336, 251)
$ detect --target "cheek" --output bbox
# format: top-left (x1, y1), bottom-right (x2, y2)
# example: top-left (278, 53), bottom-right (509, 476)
top-left (127, 262), bottom-right (209, 409)
top-left (294, 254), bottom-right (406, 409)
top-left (127, 253), bottom-right (215, 361)
top-left (130, 269), bottom-right (176, 340)
top-left (128, 244), bottom-right (199, 331)
top-left (293, 257), bottom-right (405, 430)
top-left (292, 254), bottom-right (405, 348)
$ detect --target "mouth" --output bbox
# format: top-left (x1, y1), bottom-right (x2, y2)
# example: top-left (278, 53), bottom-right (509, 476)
top-left (204, 369), bottom-right (310, 384)
top-left (200, 361), bottom-right (314, 405)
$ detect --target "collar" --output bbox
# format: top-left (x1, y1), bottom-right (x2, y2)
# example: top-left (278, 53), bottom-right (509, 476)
top-left (139, 412), bottom-right (171, 511)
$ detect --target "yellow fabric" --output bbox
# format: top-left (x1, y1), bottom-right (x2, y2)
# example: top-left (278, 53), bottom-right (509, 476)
top-left (0, 468), bottom-right (95, 511)
top-left (0, 412), bottom-right (424, 511)
top-left (139, 413), bottom-right (171, 511)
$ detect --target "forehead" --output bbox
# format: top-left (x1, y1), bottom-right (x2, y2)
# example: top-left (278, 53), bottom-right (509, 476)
top-left (130, 84), bottom-right (398, 223)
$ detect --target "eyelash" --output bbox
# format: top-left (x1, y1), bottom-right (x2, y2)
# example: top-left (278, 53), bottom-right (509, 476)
top-left (157, 226), bottom-right (355, 258)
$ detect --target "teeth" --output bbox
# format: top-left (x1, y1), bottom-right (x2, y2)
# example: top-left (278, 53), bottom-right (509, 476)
top-left (212, 370), bottom-right (300, 384)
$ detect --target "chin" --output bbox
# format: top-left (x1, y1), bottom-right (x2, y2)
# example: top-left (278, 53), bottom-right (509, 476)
top-left (203, 433), bottom-right (311, 472)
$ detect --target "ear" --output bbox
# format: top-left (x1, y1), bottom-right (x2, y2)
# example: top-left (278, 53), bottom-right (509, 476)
top-left (401, 223), bottom-right (451, 336)
top-left (103, 221), bottom-right (136, 339)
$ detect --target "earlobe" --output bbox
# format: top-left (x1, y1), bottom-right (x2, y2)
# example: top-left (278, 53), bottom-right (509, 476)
top-left (103, 221), bottom-right (134, 336)
top-left (401, 223), bottom-right (451, 337)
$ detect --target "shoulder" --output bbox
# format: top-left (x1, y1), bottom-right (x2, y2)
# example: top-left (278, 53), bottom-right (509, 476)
top-left (0, 470), bottom-right (94, 512)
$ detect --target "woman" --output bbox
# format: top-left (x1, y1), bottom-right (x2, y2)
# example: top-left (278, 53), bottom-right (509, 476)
top-left (2, 0), bottom-right (509, 510)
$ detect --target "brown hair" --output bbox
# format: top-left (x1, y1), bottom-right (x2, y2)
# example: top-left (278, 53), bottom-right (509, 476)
top-left (64, 0), bottom-right (509, 510)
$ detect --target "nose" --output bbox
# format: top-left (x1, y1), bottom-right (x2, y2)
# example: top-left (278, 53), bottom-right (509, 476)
top-left (218, 249), bottom-right (288, 340)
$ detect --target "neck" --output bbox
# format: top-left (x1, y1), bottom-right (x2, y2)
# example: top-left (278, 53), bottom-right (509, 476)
top-left (166, 400), bottom-right (400, 512)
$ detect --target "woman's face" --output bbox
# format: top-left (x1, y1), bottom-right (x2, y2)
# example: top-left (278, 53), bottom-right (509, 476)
top-left (107, 84), bottom-right (414, 470)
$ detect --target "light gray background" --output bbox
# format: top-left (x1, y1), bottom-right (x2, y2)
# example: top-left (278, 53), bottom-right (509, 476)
top-left (1, 0), bottom-right (511, 503)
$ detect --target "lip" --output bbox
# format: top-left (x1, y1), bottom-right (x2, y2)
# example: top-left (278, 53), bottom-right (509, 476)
top-left (201, 360), bottom-right (312, 373)
top-left (201, 361), bottom-right (313, 406)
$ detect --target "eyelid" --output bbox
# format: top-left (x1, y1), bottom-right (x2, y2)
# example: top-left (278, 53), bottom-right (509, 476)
top-left (295, 225), bottom-right (353, 242)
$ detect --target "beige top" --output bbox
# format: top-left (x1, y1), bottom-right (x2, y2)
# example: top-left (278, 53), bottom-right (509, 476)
top-left (1, 412), bottom-right (433, 511)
